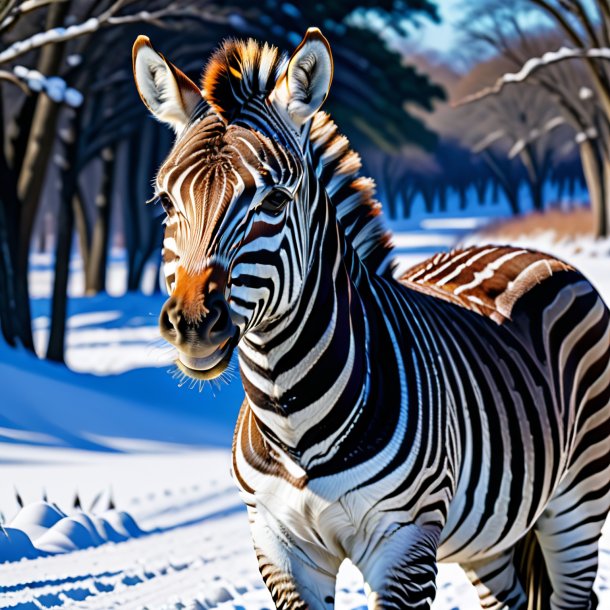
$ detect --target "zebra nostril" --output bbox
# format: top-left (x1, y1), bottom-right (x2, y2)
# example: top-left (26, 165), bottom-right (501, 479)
top-left (206, 293), bottom-right (234, 341)
top-left (159, 297), bottom-right (181, 338)
top-left (211, 302), bottom-right (229, 334)
top-left (160, 308), bottom-right (173, 333)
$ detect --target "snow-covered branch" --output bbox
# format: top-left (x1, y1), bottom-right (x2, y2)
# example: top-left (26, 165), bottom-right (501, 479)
top-left (13, 64), bottom-right (83, 106)
top-left (0, 68), bottom-right (30, 93)
top-left (575, 127), bottom-right (598, 143)
top-left (0, 0), bottom-right (65, 33)
top-left (471, 129), bottom-right (506, 153)
top-left (456, 47), bottom-right (610, 107)
top-left (507, 116), bottom-right (566, 158)
top-left (0, 4), bottom-right (178, 65)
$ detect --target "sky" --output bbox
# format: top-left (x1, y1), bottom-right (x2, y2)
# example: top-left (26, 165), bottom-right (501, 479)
top-left (410, 0), bottom-right (462, 54)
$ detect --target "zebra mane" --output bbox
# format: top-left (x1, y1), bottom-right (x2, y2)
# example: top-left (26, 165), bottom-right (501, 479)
top-left (309, 112), bottom-right (395, 276)
top-left (202, 39), bottom-right (396, 276)
top-left (202, 38), bottom-right (287, 121)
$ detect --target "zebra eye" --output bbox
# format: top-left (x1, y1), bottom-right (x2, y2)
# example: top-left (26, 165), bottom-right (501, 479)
top-left (159, 193), bottom-right (175, 215)
top-left (260, 188), bottom-right (292, 216)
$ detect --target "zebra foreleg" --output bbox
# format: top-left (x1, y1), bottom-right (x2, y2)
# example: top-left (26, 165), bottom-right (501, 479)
top-left (249, 509), bottom-right (340, 609)
top-left (357, 522), bottom-right (441, 610)
top-left (462, 550), bottom-right (527, 610)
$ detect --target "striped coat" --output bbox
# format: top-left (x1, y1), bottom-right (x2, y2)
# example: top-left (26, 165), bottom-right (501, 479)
top-left (133, 29), bottom-right (610, 610)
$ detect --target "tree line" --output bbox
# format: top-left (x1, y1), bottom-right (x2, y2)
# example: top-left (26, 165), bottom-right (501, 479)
top-left (378, 0), bottom-right (610, 236)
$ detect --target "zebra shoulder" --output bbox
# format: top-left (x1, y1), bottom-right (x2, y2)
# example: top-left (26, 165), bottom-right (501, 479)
top-left (399, 245), bottom-right (576, 324)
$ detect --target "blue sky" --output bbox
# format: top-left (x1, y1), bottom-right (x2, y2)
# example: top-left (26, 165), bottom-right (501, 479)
top-left (412, 0), bottom-right (461, 54)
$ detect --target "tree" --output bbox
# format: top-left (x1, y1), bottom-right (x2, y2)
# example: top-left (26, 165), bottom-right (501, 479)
top-left (0, 0), bottom-right (185, 354)
top-left (457, 0), bottom-right (610, 236)
top-left (454, 53), bottom-right (574, 214)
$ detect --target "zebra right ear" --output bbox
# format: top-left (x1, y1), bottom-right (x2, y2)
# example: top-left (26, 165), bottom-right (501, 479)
top-left (270, 28), bottom-right (333, 127)
top-left (132, 36), bottom-right (203, 133)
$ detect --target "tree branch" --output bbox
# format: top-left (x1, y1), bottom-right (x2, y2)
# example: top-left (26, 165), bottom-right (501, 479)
top-left (528, 0), bottom-right (610, 117)
top-left (0, 4), bottom-right (179, 65)
top-left (0, 68), bottom-right (30, 93)
top-left (0, 0), bottom-right (67, 33)
top-left (455, 47), bottom-right (610, 107)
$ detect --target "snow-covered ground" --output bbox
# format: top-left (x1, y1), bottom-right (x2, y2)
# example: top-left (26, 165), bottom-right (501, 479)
top-left (1, 228), bottom-right (609, 609)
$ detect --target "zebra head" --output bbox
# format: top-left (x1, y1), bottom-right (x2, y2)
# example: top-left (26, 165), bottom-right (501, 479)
top-left (133, 29), bottom-right (333, 380)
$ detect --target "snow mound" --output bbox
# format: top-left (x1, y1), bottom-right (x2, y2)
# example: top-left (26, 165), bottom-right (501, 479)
top-left (0, 526), bottom-right (40, 562)
top-left (1, 501), bottom-right (144, 563)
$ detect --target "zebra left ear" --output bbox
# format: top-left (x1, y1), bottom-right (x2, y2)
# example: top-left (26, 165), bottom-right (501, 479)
top-left (132, 35), bottom-right (203, 133)
top-left (271, 28), bottom-right (333, 126)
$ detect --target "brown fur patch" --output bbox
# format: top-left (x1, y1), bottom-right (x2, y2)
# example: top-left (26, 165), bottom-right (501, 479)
top-left (173, 265), bottom-right (227, 324)
top-left (401, 246), bottom-right (574, 324)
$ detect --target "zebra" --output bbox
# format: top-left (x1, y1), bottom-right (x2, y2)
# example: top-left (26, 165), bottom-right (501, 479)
top-left (132, 28), bottom-right (610, 610)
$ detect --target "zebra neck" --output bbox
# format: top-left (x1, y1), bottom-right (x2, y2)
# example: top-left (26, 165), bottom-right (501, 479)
top-left (237, 192), bottom-right (380, 461)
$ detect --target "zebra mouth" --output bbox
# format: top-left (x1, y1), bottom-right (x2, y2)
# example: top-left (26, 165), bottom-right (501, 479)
top-left (175, 333), bottom-right (238, 380)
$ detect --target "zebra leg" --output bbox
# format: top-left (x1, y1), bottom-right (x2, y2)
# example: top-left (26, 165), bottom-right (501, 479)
top-left (462, 550), bottom-right (527, 610)
top-left (535, 477), bottom-right (610, 610)
top-left (357, 522), bottom-right (441, 610)
top-left (249, 508), bottom-right (340, 609)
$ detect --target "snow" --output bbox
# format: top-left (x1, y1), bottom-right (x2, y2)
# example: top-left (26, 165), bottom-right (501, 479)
top-left (420, 217), bottom-right (491, 230)
top-left (1, 233), bottom-right (609, 609)
top-left (12, 65), bottom-right (84, 107)
top-left (3, 501), bottom-right (144, 557)
top-left (575, 127), bottom-right (598, 143)
top-left (66, 54), bottom-right (83, 67)
top-left (580, 86), bottom-right (594, 100)
top-left (0, 19), bottom-right (100, 65)
top-left (458, 46), bottom-right (610, 105)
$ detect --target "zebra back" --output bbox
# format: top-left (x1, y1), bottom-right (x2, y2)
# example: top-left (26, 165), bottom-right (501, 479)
top-left (400, 245), bottom-right (575, 324)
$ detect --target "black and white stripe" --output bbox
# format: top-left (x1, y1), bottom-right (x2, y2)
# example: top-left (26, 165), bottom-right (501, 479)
top-left (140, 34), bottom-right (610, 610)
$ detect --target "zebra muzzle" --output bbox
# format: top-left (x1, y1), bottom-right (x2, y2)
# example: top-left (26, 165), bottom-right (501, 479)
top-left (159, 266), bottom-right (240, 379)
top-left (176, 330), bottom-right (239, 380)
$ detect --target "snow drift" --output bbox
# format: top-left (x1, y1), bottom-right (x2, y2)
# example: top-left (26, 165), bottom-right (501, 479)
top-left (1, 501), bottom-right (144, 563)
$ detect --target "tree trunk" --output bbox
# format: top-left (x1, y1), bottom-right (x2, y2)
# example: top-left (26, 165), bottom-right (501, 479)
top-left (519, 145), bottom-right (543, 211)
top-left (0, 195), bottom-right (18, 346)
top-left (127, 121), bottom-right (164, 291)
top-left (579, 139), bottom-right (606, 238)
top-left (481, 152), bottom-right (520, 215)
top-left (46, 110), bottom-right (80, 363)
top-left (86, 146), bottom-right (116, 295)
top-left (491, 178), bottom-right (500, 205)
top-left (0, 84), bottom-right (33, 348)
top-left (458, 186), bottom-right (468, 210)
top-left (400, 184), bottom-right (416, 218)
top-left (14, 0), bottom-right (72, 353)
top-left (529, 178), bottom-right (544, 212)
top-left (475, 178), bottom-right (487, 204)
top-left (0, 88), bottom-right (20, 346)
top-left (124, 136), bottom-right (142, 291)
top-left (72, 185), bottom-right (90, 280)
top-left (422, 187), bottom-right (435, 214)
top-left (438, 186), bottom-right (447, 213)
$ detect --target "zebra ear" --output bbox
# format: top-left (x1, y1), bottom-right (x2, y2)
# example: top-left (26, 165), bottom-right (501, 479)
top-left (271, 28), bottom-right (333, 127)
top-left (132, 36), bottom-right (203, 133)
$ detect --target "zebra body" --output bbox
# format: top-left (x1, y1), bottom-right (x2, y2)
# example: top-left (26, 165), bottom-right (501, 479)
top-left (133, 29), bottom-right (610, 609)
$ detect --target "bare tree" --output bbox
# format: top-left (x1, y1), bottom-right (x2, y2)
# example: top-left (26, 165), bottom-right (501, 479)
top-left (0, 0), bottom-right (186, 355)
top-left (457, 0), bottom-right (610, 236)
top-left (454, 53), bottom-right (574, 213)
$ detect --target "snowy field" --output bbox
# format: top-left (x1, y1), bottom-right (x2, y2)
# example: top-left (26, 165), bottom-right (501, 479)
top-left (1, 227), bottom-right (609, 609)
